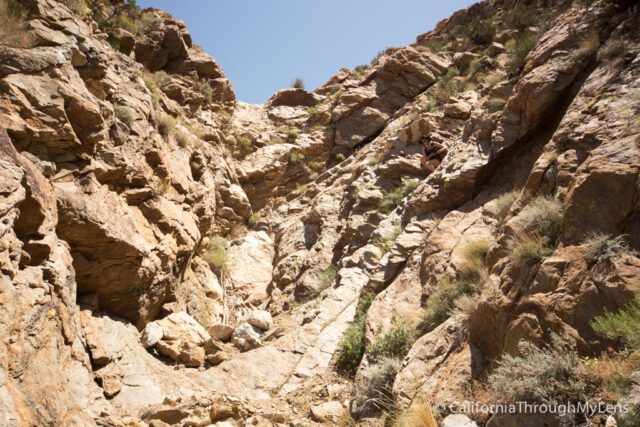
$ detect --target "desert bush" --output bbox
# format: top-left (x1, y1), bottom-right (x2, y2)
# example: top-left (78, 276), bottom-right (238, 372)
top-left (0, 0), bottom-right (35, 48)
top-left (459, 237), bottom-right (492, 282)
top-left (291, 78), bottom-right (304, 89)
top-left (370, 50), bottom-right (384, 66)
top-left (293, 183), bottom-right (307, 195)
top-left (454, 294), bottom-right (480, 317)
top-left (469, 18), bottom-right (496, 46)
top-left (247, 213), bottom-right (261, 227)
top-left (337, 292), bottom-right (376, 374)
top-left (352, 357), bottom-right (402, 417)
top-left (434, 67), bottom-right (464, 105)
top-left (489, 335), bottom-right (585, 409)
top-left (506, 32), bottom-right (540, 74)
top-left (583, 233), bottom-right (630, 263)
top-left (513, 195), bottom-right (563, 243)
top-left (288, 129), bottom-right (299, 139)
top-left (591, 296), bottom-right (640, 351)
top-left (151, 176), bottom-right (170, 196)
top-left (238, 137), bottom-right (254, 157)
top-left (506, 6), bottom-right (536, 31)
top-left (62, 0), bottom-right (88, 16)
top-left (113, 104), bottom-right (134, 125)
top-left (421, 273), bottom-right (480, 333)
top-left (289, 151), bottom-right (304, 162)
top-left (511, 233), bottom-right (553, 265)
top-left (157, 114), bottom-right (176, 137)
top-left (196, 79), bottom-right (213, 103)
top-left (379, 180), bottom-right (420, 215)
top-left (367, 315), bottom-right (416, 360)
top-left (319, 265), bottom-right (336, 288)
top-left (423, 39), bottom-right (444, 53)
top-left (391, 399), bottom-right (438, 427)
top-left (175, 129), bottom-right (192, 148)
top-left (597, 38), bottom-right (629, 62)
top-left (205, 235), bottom-right (228, 272)
top-left (307, 160), bottom-right (324, 171)
top-left (372, 227), bottom-right (402, 255)
top-left (335, 153), bottom-right (346, 162)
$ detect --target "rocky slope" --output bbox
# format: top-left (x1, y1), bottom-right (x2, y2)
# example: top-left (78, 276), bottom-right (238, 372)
top-left (1, 0), bottom-right (639, 425)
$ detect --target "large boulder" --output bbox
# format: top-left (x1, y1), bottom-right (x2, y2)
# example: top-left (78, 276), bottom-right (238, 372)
top-left (153, 312), bottom-right (210, 367)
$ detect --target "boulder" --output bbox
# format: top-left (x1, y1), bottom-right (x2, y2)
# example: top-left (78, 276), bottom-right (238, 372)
top-left (444, 100), bottom-right (472, 119)
top-left (141, 322), bottom-right (164, 349)
top-left (267, 88), bottom-right (320, 107)
top-left (231, 322), bottom-right (262, 351)
top-left (310, 401), bottom-right (344, 423)
top-left (245, 310), bottom-right (273, 331)
top-left (208, 324), bottom-right (234, 341)
top-left (443, 414), bottom-right (478, 427)
top-left (154, 313), bottom-right (210, 367)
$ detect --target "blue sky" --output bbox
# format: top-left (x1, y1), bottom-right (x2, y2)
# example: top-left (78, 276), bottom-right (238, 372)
top-left (138, 0), bottom-right (477, 103)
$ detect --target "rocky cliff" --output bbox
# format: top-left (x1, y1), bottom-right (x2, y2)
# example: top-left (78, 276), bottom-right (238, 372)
top-left (1, 0), bottom-right (639, 425)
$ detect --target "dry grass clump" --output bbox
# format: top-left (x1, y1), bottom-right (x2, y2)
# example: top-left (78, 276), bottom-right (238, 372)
top-left (113, 104), bottom-right (134, 125)
top-left (205, 235), bottom-right (228, 272)
top-left (391, 399), bottom-right (438, 427)
top-left (597, 38), bottom-right (629, 63)
top-left (506, 32), bottom-right (540, 74)
top-left (158, 114), bottom-right (176, 137)
top-left (337, 293), bottom-right (375, 374)
top-left (352, 357), bottom-right (402, 418)
top-left (583, 233), bottom-right (631, 263)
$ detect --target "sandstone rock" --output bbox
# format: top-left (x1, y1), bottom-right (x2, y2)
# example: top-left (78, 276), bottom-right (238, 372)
top-left (245, 310), bottom-right (273, 331)
top-left (267, 88), bottom-right (320, 107)
top-left (487, 42), bottom-right (506, 56)
top-left (444, 99), bottom-right (472, 119)
top-left (208, 324), bottom-right (234, 341)
top-left (141, 322), bottom-right (164, 349)
top-left (226, 231), bottom-right (275, 303)
top-left (154, 313), bottom-right (210, 367)
top-left (310, 401), bottom-right (344, 423)
top-left (443, 414), bottom-right (478, 427)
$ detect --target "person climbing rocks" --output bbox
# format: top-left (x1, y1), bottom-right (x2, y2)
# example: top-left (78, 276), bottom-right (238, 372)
top-left (420, 133), bottom-right (448, 172)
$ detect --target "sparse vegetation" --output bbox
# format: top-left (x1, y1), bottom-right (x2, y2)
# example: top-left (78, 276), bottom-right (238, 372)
top-left (368, 152), bottom-right (383, 165)
top-left (196, 79), bottom-right (214, 103)
top-left (583, 233), bottom-right (631, 263)
top-left (337, 292), bottom-right (375, 374)
top-left (205, 235), bottom-right (228, 272)
top-left (591, 296), bottom-right (640, 351)
top-left (113, 104), bottom-right (134, 126)
top-left (370, 50), bottom-right (385, 66)
top-left (319, 265), bottom-right (336, 289)
top-left (506, 6), bottom-right (536, 31)
top-left (335, 153), bottom-right (346, 162)
top-left (352, 357), bottom-right (401, 417)
top-left (379, 180), bottom-right (420, 215)
top-left (238, 137), bottom-right (254, 157)
top-left (289, 151), bottom-right (305, 162)
top-left (489, 335), bottom-right (585, 411)
top-left (434, 67), bottom-right (464, 105)
top-left (62, 0), bottom-right (88, 16)
top-left (506, 32), bottom-right (540, 74)
top-left (139, 70), bottom-right (170, 106)
top-left (293, 183), bottom-right (307, 195)
top-left (482, 70), bottom-right (507, 88)
top-left (157, 114), bottom-right (176, 137)
top-left (509, 195), bottom-right (562, 265)
top-left (494, 189), bottom-right (520, 220)
top-left (372, 226), bottom-right (402, 255)
top-left (0, 0), bottom-right (35, 48)
top-left (291, 78), bottom-right (305, 89)
top-left (247, 213), bottom-right (261, 227)
top-left (367, 315), bottom-right (416, 360)
top-left (151, 176), bottom-right (171, 196)
top-left (175, 129), bottom-right (192, 148)
top-left (392, 399), bottom-right (438, 427)
top-left (423, 39), bottom-right (444, 53)
top-left (307, 160), bottom-right (324, 171)
top-left (459, 237), bottom-right (492, 282)
top-left (597, 38), bottom-right (629, 63)
top-left (468, 18), bottom-right (496, 46)
top-left (288, 129), bottom-right (300, 139)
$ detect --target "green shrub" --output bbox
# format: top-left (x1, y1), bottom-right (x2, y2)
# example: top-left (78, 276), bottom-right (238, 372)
top-left (196, 79), bottom-right (213, 103)
top-left (335, 153), bottom-right (346, 162)
top-left (205, 235), bottom-right (228, 272)
top-left (0, 0), bottom-right (35, 48)
top-left (459, 237), bottom-right (492, 282)
top-left (337, 292), bottom-right (375, 374)
top-left (372, 226), bottom-right (402, 255)
top-left (291, 78), bottom-right (304, 89)
top-left (421, 273), bottom-right (480, 332)
top-left (289, 151), bottom-right (305, 162)
top-left (288, 129), bottom-right (300, 139)
top-left (583, 233), bottom-right (630, 263)
top-left (319, 265), bottom-right (336, 289)
top-left (423, 39), bottom-right (444, 53)
top-left (62, 0), bottom-right (88, 16)
top-left (247, 213), bottom-right (261, 227)
top-left (307, 161), bottom-right (324, 171)
top-left (434, 67), bottom-right (464, 105)
top-left (379, 180), bottom-right (419, 214)
top-left (509, 194), bottom-right (562, 265)
top-left (238, 137), bottom-right (254, 157)
top-left (157, 114), bottom-right (176, 137)
top-left (511, 233), bottom-right (554, 266)
top-left (494, 190), bottom-right (520, 220)
top-left (293, 183), bottom-right (307, 195)
top-left (368, 152), bottom-right (383, 165)
top-left (506, 6), bottom-right (536, 31)
top-left (506, 32), bottom-right (540, 74)
top-left (367, 314), bottom-right (416, 360)
top-left (597, 38), bottom-right (629, 63)
top-left (591, 296), bottom-right (640, 351)
top-left (488, 335), bottom-right (585, 410)
top-left (113, 104), bottom-right (134, 125)
top-left (468, 18), bottom-right (496, 46)
top-left (370, 50), bottom-right (384, 66)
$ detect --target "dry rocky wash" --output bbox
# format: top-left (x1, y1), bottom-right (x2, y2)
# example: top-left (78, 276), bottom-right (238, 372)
top-left (0, 0), bottom-right (639, 425)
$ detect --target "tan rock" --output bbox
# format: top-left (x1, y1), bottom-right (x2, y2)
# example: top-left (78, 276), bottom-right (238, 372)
top-left (310, 401), bottom-right (344, 423)
top-left (208, 324), bottom-right (234, 341)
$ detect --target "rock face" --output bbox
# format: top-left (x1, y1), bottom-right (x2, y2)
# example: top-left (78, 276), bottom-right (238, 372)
top-left (1, 0), bottom-right (640, 425)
